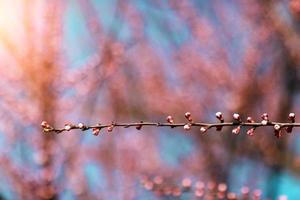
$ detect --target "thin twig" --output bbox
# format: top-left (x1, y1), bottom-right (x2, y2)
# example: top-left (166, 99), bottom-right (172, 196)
top-left (41, 122), bottom-right (300, 132)
top-left (41, 112), bottom-right (299, 138)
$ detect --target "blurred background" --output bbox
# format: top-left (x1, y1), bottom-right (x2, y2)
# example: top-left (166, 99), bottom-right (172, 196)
top-left (0, 0), bottom-right (300, 199)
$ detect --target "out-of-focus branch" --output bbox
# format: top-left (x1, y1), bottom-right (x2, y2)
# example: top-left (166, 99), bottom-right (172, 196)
top-left (41, 112), bottom-right (299, 138)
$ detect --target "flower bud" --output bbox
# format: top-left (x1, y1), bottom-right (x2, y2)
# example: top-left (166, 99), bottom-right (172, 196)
top-left (287, 113), bottom-right (295, 133)
top-left (166, 115), bottom-right (174, 124)
top-left (215, 112), bottom-right (224, 121)
top-left (247, 128), bottom-right (255, 136)
top-left (216, 112), bottom-right (224, 131)
top-left (183, 124), bottom-right (191, 131)
top-left (200, 127), bottom-right (207, 133)
top-left (92, 128), bottom-right (100, 136)
top-left (107, 125), bottom-right (114, 132)
top-left (274, 124), bottom-right (282, 138)
top-left (64, 124), bottom-right (72, 131)
top-left (233, 113), bottom-right (240, 121)
top-left (274, 124), bottom-right (281, 131)
top-left (247, 117), bottom-right (254, 123)
top-left (232, 126), bottom-right (241, 135)
top-left (261, 113), bottom-right (268, 120)
top-left (261, 113), bottom-right (269, 125)
top-left (184, 112), bottom-right (192, 122)
top-left (78, 123), bottom-right (84, 129)
top-left (41, 121), bottom-right (48, 128)
top-left (288, 113), bottom-right (295, 122)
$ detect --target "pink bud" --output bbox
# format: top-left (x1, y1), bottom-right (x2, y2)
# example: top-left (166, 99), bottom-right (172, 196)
top-left (215, 112), bottom-right (223, 120)
top-left (185, 112), bottom-right (191, 118)
top-left (261, 113), bottom-right (269, 125)
top-left (247, 128), bottom-right (255, 136)
top-left (288, 112), bottom-right (296, 123)
top-left (200, 127), bottom-right (207, 133)
top-left (184, 112), bottom-right (192, 122)
top-left (261, 113), bottom-right (268, 120)
top-left (184, 124), bottom-right (191, 131)
top-left (289, 112), bottom-right (295, 119)
top-left (287, 113), bottom-right (295, 133)
top-left (232, 126), bottom-right (241, 135)
top-left (78, 123), bottom-right (84, 129)
top-left (92, 128), bottom-right (100, 136)
top-left (274, 124), bottom-right (281, 131)
top-left (41, 121), bottom-right (48, 128)
top-left (233, 113), bottom-right (240, 121)
top-left (107, 125), bottom-right (114, 132)
top-left (64, 124), bottom-right (72, 131)
top-left (166, 115), bottom-right (174, 124)
top-left (247, 117), bottom-right (254, 123)
top-left (216, 112), bottom-right (224, 130)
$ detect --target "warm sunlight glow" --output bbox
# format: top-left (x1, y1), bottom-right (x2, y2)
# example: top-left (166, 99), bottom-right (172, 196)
top-left (0, 1), bottom-right (22, 36)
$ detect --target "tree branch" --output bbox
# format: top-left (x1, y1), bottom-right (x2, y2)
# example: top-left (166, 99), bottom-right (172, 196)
top-left (41, 112), bottom-right (299, 138)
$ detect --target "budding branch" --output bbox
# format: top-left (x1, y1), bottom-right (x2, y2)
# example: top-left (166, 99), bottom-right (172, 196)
top-left (42, 122), bottom-right (300, 132)
top-left (41, 112), bottom-right (299, 138)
